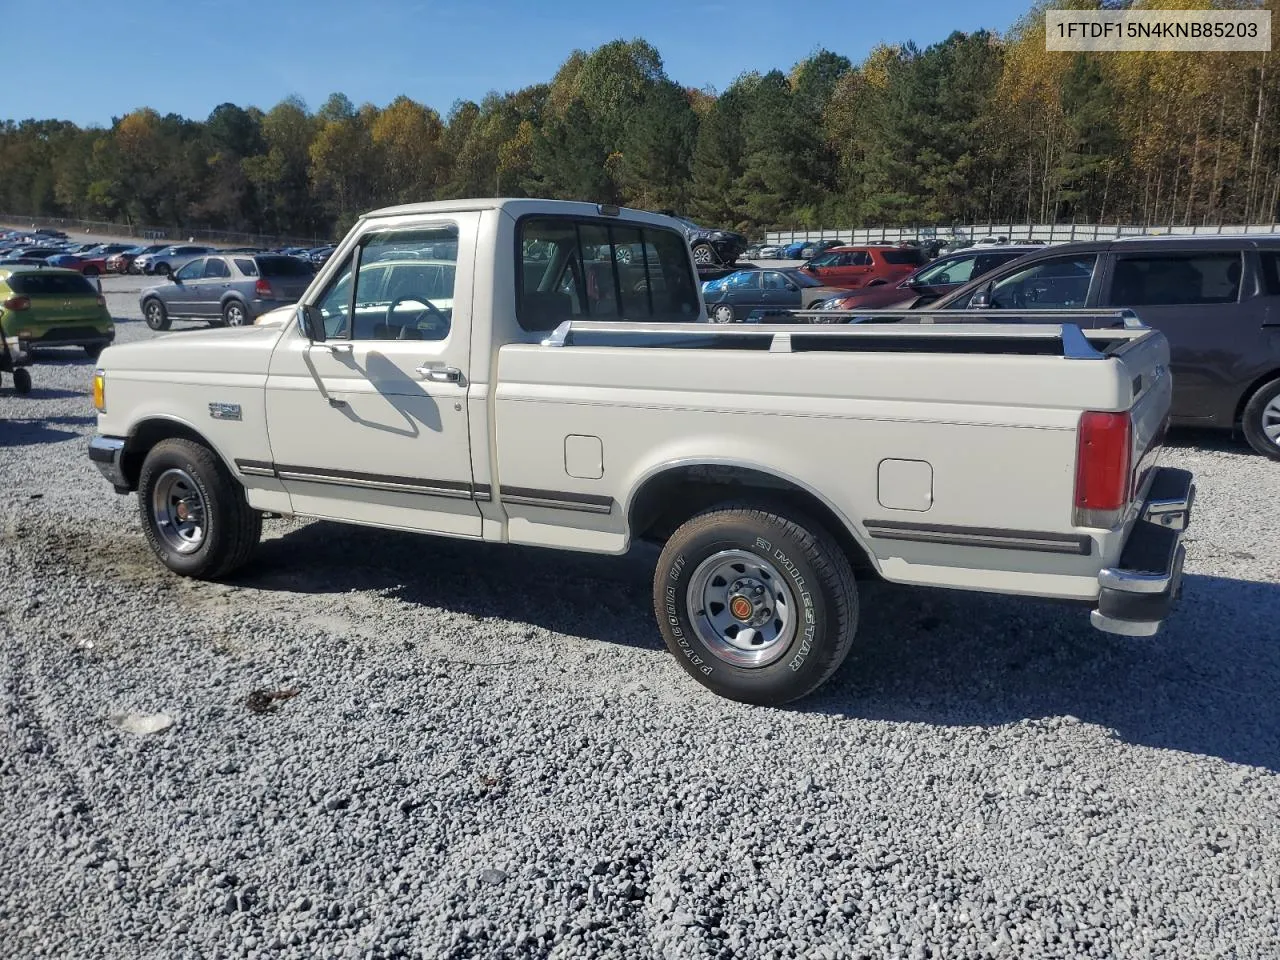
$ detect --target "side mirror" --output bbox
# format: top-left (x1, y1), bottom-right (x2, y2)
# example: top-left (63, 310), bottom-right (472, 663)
top-left (297, 304), bottom-right (327, 342)
top-left (968, 283), bottom-right (994, 309)
top-left (802, 262), bottom-right (815, 271)
top-left (171, 274), bottom-right (183, 285)
top-left (785, 282), bottom-right (798, 292)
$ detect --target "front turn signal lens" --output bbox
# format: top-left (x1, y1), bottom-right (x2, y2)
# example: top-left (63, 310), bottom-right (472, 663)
top-left (92, 369), bottom-right (106, 412)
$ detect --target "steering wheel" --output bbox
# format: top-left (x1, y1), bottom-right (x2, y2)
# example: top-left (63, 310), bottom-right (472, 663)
top-left (386, 295), bottom-right (448, 339)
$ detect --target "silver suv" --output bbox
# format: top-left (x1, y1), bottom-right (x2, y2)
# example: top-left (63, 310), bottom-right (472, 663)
top-left (136, 244), bottom-right (215, 277)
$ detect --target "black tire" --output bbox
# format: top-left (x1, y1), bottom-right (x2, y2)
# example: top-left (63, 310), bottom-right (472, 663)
top-left (137, 438), bottom-right (261, 579)
top-left (222, 300), bottom-right (248, 327)
top-left (155, 263), bottom-right (171, 277)
top-left (654, 503), bottom-right (859, 706)
top-left (711, 304), bottom-right (736, 324)
top-left (12, 367), bottom-right (31, 394)
top-left (84, 265), bottom-right (100, 277)
top-left (83, 344), bottom-right (103, 360)
top-left (1241, 376), bottom-right (1280, 460)
top-left (143, 298), bottom-right (171, 331)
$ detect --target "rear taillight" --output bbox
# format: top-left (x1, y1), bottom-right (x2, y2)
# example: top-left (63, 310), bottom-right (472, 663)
top-left (2, 296), bottom-right (30, 311)
top-left (254, 279), bottom-right (273, 297)
top-left (1074, 410), bottom-right (1132, 528)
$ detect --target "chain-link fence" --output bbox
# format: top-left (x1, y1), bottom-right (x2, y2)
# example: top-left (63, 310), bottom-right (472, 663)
top-left (764, 222), bottom-right (1280, 246)
top-left (0, 213), bottom-right (327, 248)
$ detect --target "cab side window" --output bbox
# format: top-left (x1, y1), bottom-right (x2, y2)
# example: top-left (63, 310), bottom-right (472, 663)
top-left (314, 226), bottom-right (457, 340)
top-left (516, 217), bottom-right (700, 331)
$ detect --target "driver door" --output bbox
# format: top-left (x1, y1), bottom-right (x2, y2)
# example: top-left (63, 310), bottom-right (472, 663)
top-left (168, 258), bottom-right (205, 315)
top-left (263, 218), bottom-right (481, 538)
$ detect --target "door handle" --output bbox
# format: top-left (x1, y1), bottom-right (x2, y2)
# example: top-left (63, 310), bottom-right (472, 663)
top-left (416, 364), bottom-right (463, 383)
top-left (313, 342), bottom-right (353, 354)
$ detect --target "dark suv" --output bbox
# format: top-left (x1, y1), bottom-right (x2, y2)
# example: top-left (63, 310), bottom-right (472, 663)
top-left (933, 236), bottom-right (1280, 459)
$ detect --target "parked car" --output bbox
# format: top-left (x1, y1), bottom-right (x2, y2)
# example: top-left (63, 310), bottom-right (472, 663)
top-left (10, 248), bottom-right (61, 261)
top-left (307, 245), bottom-right (337, 266)
top-left (932, 235), bottom-right (1280, 459)
top-left (821, 246), bottom-right (1040, 311)
top-left (140, 253), bottom-right (316, 330)
top-left (0, 266), bottom-right (114, 358)
top-left (799, 239), bottom-right (847, 260)
top-left (756, 244), bottom-right (783, 259)
top-left (110, 243), bottom-right (172, 275)
top-left (32, 228), bottom-right (68, 241)
top-left (780, 240), bottom-right (809, 259)
top-left (137, 244), bottom-right (215, 277)
top-left (88, 197), bottom-right (1191, 705)
top-left (800, 245), bottom-right (928, 288)
top-left (701, 267), bottom-right (848, 322)
top-left (665, 214), bottom-right (748, 266)
top-left (47, 252), bottom-right (111, 275)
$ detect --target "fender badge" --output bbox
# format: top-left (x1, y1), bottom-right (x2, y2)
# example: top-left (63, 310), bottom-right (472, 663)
top-left (209, 402), bottom-right (242, 421)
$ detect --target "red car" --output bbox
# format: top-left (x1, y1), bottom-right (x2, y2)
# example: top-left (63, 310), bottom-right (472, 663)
top-left (798, 245), bottom-right (928, 288)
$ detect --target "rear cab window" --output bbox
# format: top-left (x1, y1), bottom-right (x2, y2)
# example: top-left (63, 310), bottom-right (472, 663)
top-left (516, 216), bottom-right (699, 331)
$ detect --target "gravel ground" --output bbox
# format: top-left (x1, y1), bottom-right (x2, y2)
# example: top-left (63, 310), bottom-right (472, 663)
top-left (2, 277), bottom-right (1278, 960)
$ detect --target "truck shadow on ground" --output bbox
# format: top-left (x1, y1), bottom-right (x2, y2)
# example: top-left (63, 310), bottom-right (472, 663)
top-left (246, 520), bottom-right (1279, 772)
top-left (0, 415), bottom-right (95, 447)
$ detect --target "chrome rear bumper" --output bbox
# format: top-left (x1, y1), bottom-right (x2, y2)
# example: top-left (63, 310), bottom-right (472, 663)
top-left (1091, 467), bottom-right (1194, 637)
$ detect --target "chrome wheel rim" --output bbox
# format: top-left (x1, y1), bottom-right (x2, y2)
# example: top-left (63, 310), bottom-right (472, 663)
top-left (712, 305), bottom-right (734, 323)
top-left (146, 303), bottom-right (163, 326)
top-left (687, 549), bottom-right (797, 667)
top-left (226, 304), bottom-right (245, 326)
top-left (151, 468), bottom-right (207, 554)
top-left (693, 245), bottom-right (713, 264)
top-left (1264, 395), bottom-right (1280, 444)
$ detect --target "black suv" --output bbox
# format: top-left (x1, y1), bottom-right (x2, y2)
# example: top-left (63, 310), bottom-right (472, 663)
top-left (933, 236), bottom-right (1280, 459)
top-left (663, 214), bottom-right (749, 267)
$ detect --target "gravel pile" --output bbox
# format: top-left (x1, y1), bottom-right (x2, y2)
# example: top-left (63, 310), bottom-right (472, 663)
top-left (1, 278), bottom-right (1278, 959)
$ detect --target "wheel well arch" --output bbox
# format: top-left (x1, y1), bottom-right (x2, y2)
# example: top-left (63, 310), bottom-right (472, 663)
top-left (626, 461), bottom-right (878, 576)
top-left (1233, 367), bottom-right (1280, 425)
top-left (119, 417), bottom-right (229, 490)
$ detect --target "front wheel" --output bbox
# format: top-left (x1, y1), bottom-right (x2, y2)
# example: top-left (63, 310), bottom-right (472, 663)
top-left (155, 263), bottom-right (171, 277)
top-left (84, 344), bottom-right (103, 360)
top-left (84, 266), bottom-right (100, 277)
top-left (653, 504), bottom-right (859, 705)
top-left (138, 438), bottom-right (262, 579)
top-left (11, 367), bottom-right (32, 394)
top-left (1241, 376), bottom-right (1280, 460)
top-left (711, 304), bottom-right (735, 323)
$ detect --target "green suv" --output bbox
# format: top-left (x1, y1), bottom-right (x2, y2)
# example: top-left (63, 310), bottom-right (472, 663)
top-left (0, 267), bottom-right (115, 358)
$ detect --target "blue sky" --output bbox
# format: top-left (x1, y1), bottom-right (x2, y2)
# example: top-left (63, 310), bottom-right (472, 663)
top-left (7, 0), bottom-right (1030, 126)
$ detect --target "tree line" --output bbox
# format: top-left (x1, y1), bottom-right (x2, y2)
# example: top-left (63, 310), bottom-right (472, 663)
top-left (2, 1), bottom-right (1278, 241)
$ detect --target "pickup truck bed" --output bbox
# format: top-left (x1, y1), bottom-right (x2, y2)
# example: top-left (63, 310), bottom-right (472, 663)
top-left (86, 199), bottom-right (1194, 705)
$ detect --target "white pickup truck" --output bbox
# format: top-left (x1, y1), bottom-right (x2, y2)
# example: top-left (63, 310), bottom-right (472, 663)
top-left (88, 199), bottom-right (1194, 705)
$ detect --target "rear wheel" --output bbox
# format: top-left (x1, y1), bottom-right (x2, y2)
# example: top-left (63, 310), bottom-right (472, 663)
top-left (222, 300), bottom-right (247, 327)
top-left (711, 304), bottom-right (735, 324)
top-left (1241, 376), bottom-right (1280, 460)
top-left (692, 243), bottom-right (716, 265)
top-left (138, 439), bottom-right (261, 579)
top-left (144, 298), bottom-right (171, 331)
top-left (653, 503), bottom-right (859, 705)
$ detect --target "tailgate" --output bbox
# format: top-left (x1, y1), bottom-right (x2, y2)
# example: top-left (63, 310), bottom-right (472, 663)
top-left (1104, 328), bottom-right (1173, 515)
